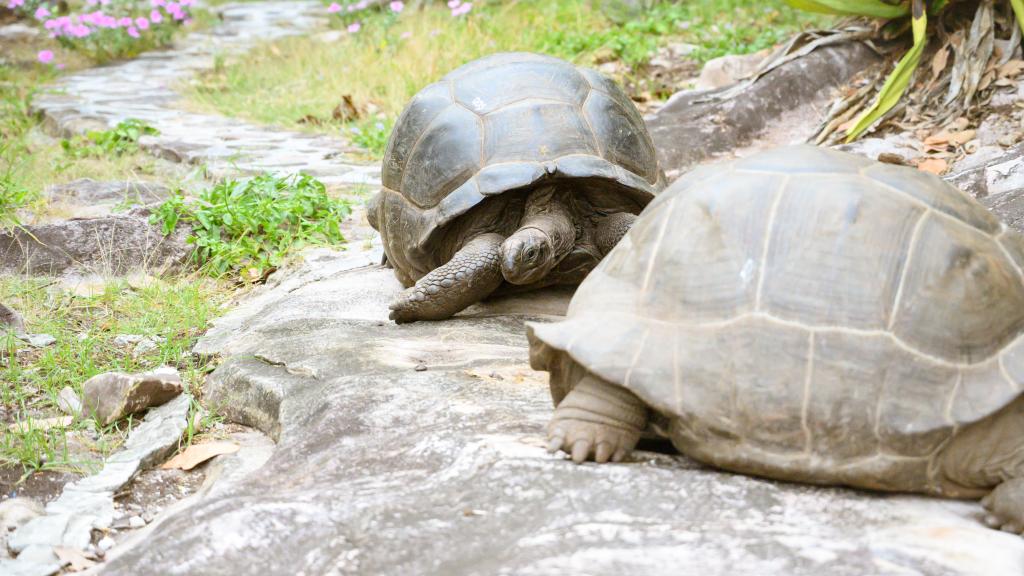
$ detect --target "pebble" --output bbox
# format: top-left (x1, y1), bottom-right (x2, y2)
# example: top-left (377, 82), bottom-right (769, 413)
top-left (20, 334), bottom-right (56, 348)
top-left (128, 516), bottom-right (146, 529)
top-left (414, 363), bottom-right (428, 372)
top-left (98, 535), bottom-right (116, 552)
top-left (57, 386), bottom-right (82, 415)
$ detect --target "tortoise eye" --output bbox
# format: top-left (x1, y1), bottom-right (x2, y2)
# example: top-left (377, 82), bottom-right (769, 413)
top-left (526, 248), bottom-right (538, 261)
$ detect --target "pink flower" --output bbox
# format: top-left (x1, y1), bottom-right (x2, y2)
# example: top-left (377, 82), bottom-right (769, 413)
top-left (327, 2), bottom-right (341, 12)
top-left (34, 6), bottom-right (49, 19)
top-left (451, 2), bottom-right (471, 16)
top-left (37, 50), bottom-right (54, 63)
top-left (6, 0), bottom-right (25, 8)
top-left (127, 26), bottom-right (139, 38)
top-left (356, 0), bottom-right (368, 8)
top-left (165, 1), bottom-right (179, 13)
top-left (71, 24), bottom-right (91, 37)
top-left (347, 21), bottom-right (361, 33)
top-left (118, 16), bottom-right (133, 27)
top-left (399, 31), bottom-right (412, 39)
top-left (44, 18), bottom-right (59, 29)
top-left (151, 0), bottom-right (165, 5)
top-left (389, 1), bottom-right (403, 12)
top-left (447, 0), bottom-right (459, 7)
top-left (346, 5), bottom-right (354, 11)
top-left (136, 16), bottom-right (150, 30)
top-left (180, 0), bottom-right (193, 6)
top-left (150, 9), bottom-right (162, 22)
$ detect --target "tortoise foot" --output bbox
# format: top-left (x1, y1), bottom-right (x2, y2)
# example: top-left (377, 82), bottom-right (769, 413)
top-left (982, 478), bottom-right (1024, 535)
top-left (388, 287), bottom-right (431, 324)
top-left (547, 374), bottom-right (647, 464)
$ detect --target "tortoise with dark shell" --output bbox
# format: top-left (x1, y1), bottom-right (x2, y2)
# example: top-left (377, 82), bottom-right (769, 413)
top-left (368, 52), bottom-right (663, 323)
top-left (529, 145), bottom-right (1024, 534)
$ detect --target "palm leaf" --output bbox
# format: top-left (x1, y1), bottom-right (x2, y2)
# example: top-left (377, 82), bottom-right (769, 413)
top-left (844, 0), bottom-right (927, 141)
top-left (1011, 0), bottom-right (1024, 35)
top-left (783, 0), bottom-right (909, 18)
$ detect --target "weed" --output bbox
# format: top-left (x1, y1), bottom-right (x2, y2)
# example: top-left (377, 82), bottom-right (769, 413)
top-left (347, 117), bottom-right (394, 158)
top-left (151, 173), bottom-right (352, 280)
top-left (61, 118), bottom-right (159, 159)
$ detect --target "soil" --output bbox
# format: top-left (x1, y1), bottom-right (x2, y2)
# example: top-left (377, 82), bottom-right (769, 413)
top-left (0, 466), bottom-right (80, 503)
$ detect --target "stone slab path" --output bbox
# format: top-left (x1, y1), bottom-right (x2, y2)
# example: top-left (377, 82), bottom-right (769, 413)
top-left (99, 249), bottom-right (1024, 576)
top-left (31, 1), bottom-right (381, 188)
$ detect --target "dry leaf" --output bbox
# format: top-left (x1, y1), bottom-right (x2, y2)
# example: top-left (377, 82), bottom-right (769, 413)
top-left (54, 547), bottom-right (97, 572)
top-left (924, 130), bottom-right (951, 146)
top-left (161, 442), bottom-right (240, 471)
top-left (931, 46), bottom-right (949, 78)
top-left (979, 70), bottom-right (996, 92)
top-left (917, 158), bottom-right (948, 175)
top-left (331, 95), bottom-right (362, 122)
top-left (998, 59), bottom-right (1024, 78)
top-left (269, 45), bottom-right (282, 58)
top-left (8, 416), bottom-right (73, 433)
top-left (948, 129), bottom-right (976, 145)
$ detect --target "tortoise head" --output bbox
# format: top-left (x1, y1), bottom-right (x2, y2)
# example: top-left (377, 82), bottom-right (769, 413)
top-left (501, 229), bottom-right (559, 285)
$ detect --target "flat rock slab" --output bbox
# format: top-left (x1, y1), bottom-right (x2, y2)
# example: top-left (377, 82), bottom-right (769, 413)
top-left (103, 252), bottom-right (1024, 575)
top-left (0, 212), bottom-right (190, 277)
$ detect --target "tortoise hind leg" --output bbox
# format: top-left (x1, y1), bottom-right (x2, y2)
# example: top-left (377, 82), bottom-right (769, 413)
top-left (594, 212), bottom-right (637, 256)
top-left (940, 397), bottom-right (1024, 534)
top-left (548, 373), bottom-right (648, 464)
top-left (388, 233), bottom-right (504, 324)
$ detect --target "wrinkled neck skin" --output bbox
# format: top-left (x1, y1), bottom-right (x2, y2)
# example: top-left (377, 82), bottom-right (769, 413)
top-left (501, 186), bottom-right (578, 285)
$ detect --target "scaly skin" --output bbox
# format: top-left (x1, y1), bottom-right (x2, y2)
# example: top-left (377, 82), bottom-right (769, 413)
top-left (594, 212), bottom-right (637, 256)
top-left (548, 374), bottom-right (649, 464)
top-left (388, 233), bottom-right (504, 324)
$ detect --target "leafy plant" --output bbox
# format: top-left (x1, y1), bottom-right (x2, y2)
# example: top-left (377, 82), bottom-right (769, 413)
top-left (785, 0), bottom-right (1022, 140)
top-left (151, 173), bottom-right (352, 279)
top-left (348, 117), bottom-right (394, 157)
top-left (62, 118), bottom-right (158, 158)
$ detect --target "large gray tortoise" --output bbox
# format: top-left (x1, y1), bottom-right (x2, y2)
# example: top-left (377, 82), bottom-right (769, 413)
top-left (368, 52), bottom-right (662, 323)
top-left (528, 145), bottom-right (1024, 533)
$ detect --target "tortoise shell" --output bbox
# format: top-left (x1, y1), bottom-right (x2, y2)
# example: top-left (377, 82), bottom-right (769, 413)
top-left (529, 145), bottom-right (1024, 494)
top-left (373, 52), bottom-right (662, 281)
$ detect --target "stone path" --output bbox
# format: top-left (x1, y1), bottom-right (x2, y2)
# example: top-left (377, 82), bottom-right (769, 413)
top-left (100, 249), bottom-right (1024, 576)
top-left (31, 1), bottom-right (381, 188)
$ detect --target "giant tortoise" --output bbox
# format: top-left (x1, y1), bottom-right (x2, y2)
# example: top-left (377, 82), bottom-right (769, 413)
top-left (528, 145), bottom-right (1024, 533)
top-left (368, 52), bottom-right (662, 323)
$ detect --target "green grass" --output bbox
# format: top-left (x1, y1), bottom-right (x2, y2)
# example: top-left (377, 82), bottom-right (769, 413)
top-left (0, 275), bottom-right (232, 476)
top-left (184, 0), bottom-right (831, 156)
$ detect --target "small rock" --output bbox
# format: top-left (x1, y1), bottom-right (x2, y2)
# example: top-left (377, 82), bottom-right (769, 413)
top-left (133, 339), bottom-right (159, 356)
top-left (128, 516), bottom-right (145, 529)
top-left (0, 303), bottom-right (26, 336)
top-left (57, 386), bottom-right (82, 416)
top-left (81, 366), bottom-right (183, 425)
top-left (20, 334), bottom-right (56, 348)
top-left (695, 50), bottom-right (770, 91)
top-left (97, 535), bottom-right (115, 552)
top-left (414, 363), bottom-right (427, 372)
top-left (113, 334), bottom-right (145, 347)
top-left (141, 512), bottom-right (154, 524)
top-left (0, 498), bottom-right (44, 532)
top-left (314, 30), bottom-right (345, 43)
top-left (0, 23), bottom-right (39, 42)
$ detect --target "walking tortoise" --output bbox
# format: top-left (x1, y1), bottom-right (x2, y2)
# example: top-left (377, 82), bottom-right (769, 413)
top-left (528, 145), bottom-right (1024, 533)
top-left (368, 52), bottom-right (663, 323)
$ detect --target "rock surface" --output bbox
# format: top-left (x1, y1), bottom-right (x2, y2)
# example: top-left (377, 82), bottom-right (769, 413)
top-left (647, 41), bottom-right (880, 175)
top-left (81, 366), bottom-right (183, 426)
top-left (0, 211), bottom-right (191, 277)
top-left (101, 250), bottom-right (1024, 576)
top-left (694, 50), bottom-right (770, 91)
top-left (43, 180), bottom-right (170, 221)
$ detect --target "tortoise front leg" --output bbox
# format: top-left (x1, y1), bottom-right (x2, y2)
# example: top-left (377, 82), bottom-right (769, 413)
top-left (548, 373), bottom-right (648, 464)
top-left (388, 233), bottom-right (504, 324)
top-left (594, 212), bottom-right (637, 256)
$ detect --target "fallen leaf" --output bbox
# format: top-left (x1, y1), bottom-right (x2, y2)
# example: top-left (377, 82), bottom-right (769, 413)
top-left (923, 130), bottom-right (951, 146)
top-left (931, 46), bottom-right (949, 78)
top-left (161, 442), bottom-right (240, 471)
top-left (7, 416), bottom-right (73, 433)
top-left (979, 70), bottom-right (996, 92)
top-left (948, 129), bottom-right (976, 145)
top-left (269, 45), bottom-right (282, 58)
top-left (998, 59), bottom-right (1024, 78)
top-left (54, 547), bottom-right (97, 572)
top-left (331, 94), bottom-right (362, 122)
top-left (917, 157), bottom-right (948, 175)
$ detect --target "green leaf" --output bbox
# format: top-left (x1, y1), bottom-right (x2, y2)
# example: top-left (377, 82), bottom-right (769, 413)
top-left (845, 0), bottom-right (927, 141)
top-left (783, 0), bottom-right (909, 19)
top-left (1011, 0), bottom-right (1024, 36)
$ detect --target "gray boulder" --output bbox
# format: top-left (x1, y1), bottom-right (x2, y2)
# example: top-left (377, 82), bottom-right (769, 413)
top-left (101, 250), bottom-right (1024, 576)
top-left (0, 211), bottom-right (191, 277)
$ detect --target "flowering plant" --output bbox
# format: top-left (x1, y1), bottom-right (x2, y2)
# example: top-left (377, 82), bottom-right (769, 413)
top-left (22, 0), bottom-right (193, 64)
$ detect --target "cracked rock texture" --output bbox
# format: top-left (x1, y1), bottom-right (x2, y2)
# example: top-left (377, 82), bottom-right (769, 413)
top-left (101, 249), bottom-right (1024, 576)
